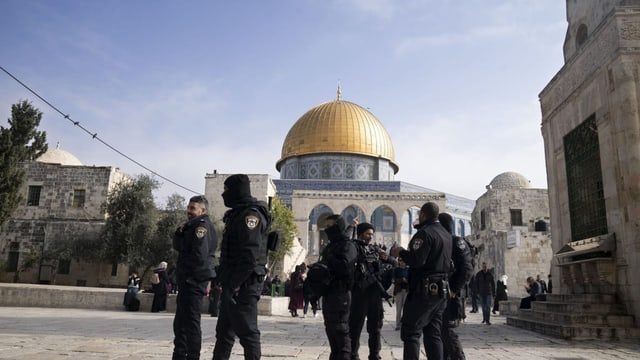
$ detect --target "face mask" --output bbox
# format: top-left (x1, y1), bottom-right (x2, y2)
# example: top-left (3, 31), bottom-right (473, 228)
top-left (325, 224), bottom-right (343, 240)
top-left (222, 191), bottom-right (235, 207)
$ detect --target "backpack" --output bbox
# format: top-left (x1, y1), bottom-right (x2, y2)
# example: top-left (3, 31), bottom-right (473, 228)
top-left (304, 261), bottom-right (333, 299)
top-left (150, 272), bottom-right (160, 285)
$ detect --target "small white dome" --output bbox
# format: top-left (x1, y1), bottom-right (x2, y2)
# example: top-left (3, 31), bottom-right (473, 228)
top-left (36, 144), bottom-right (82, 166)
top-left (488, 171), bottom-right (530, 190)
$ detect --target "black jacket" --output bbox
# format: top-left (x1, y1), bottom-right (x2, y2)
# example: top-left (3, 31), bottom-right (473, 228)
top-left (321, 234), bottom-right (357, 289)
top-left (475, 270), bottom-right (495, 297)
top-left (217, 197), bottom-right (270, 291)
top-left (400, 219), bottom-right (452, 291)
top-left (449, 236), bottom-right (473, 294)
top-left (173, 214), bottom-right (217, 283)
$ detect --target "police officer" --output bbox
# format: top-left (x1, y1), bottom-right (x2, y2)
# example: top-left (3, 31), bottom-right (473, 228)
top-left (349, 222), bottom-right (396, 360)
top-left (322, 214), bottom-right (358, 360)
top-left (390, 202), bottom-right (452, 360)
top-left (212, 174), bottom-right (271, 360)
top-left (438, 213), bottom-right (473, 360)
top-left (172, 195), bottom-right (217, 360)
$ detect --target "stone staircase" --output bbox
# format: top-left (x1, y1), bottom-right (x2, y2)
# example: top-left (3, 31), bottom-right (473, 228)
top-left (504, 293), bottom-right (640, 340)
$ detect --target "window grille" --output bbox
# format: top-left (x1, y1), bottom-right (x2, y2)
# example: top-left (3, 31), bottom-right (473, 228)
top-left (27, 186), bottom-right (42, 206)
top-left (564, 114), bottom-right (608, 241)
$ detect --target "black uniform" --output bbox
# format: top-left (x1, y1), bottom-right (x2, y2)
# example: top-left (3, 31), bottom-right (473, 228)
top-left (172, 213), bottom-right (217, 360)
top-left (399, 218), bottom-right (452, 360)
top-left (349, 240), bottom-right (394, 360)
top-left (322, 216), bottom-right (358, 360)
top-left (213, 197), bottom-right (270, 360)
top-left (442, 234), bottom-right (472, 360)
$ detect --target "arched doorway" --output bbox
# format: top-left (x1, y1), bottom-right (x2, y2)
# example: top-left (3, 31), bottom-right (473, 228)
top-left (308, 204), bottom-right (334, 255)
top-left (371, 205), bottom-right (397, 248)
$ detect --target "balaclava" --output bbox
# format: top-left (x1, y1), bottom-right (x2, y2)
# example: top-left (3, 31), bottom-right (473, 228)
top-left (222, 174), bottom-right (251, 207)
top-left (325, 215), bottom-right (347, 242)
top-left (438, 213), bottom-right (454, 235)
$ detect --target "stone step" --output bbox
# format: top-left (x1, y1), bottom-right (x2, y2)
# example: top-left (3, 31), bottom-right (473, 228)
top-left (545, 293), bottom-right (617, 304)
top-left (532, 300), bottom-right (627, 314)
top-left (518, 308), bottom-right (636, 327)
top-left (507, 316), bottom-right (640, 340)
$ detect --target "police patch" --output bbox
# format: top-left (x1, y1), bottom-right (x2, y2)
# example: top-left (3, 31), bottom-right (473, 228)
top-left (245, 215), bottom-right (260, 230)
top-left (411, 239), bottom-right (423, 250)
top-left (195, 227), bottom-right (207, 239)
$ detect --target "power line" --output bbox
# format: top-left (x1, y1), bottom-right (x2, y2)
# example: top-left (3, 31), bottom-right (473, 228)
top-left (0, 65), bottom-right (199, 195)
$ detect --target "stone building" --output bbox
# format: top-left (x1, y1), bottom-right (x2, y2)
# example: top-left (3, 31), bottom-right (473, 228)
top-left (0, 145), bottom-right (130, 287)
top-left (205, 89), bottom-right (475, 276)
top-left (509, 0), bottom-right (640, 338)
top-left (470, 171), bottom-right (552, 297)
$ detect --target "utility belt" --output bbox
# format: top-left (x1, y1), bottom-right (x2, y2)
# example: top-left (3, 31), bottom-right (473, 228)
top-left (419, 274), bottom-right (449, 298)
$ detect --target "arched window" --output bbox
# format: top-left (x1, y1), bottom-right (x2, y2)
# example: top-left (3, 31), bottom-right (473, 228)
top-left (341, 205), bottom-right (366, 225)
top-left (576, 24), bottom-right (588, 48)
top-left (458, 219), bottom-right (466, 237)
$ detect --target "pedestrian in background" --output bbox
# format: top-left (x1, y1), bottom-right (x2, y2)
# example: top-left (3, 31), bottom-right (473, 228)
top-left (288, 265), bottom-right (305, 317)
top-left (151, 261), bottom-right (170, 313)
top-left (493, 275), bottom-right (508, 314)
top-left (393, 258), bottom-right (409, 331)
top-left (474, 262), bottom-right (495, 325)
top-left (123, 271), bottom-right (141, 311)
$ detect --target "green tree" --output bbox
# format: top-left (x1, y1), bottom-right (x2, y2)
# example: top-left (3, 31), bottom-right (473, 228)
top-left (0, 100), bottom-right (48, 227)
top-left (268, 196), bottom-right (298, 270)
top-left (101, 174), bottom-right (159, 269)
top-left (148, 193), bottom-right (186, 270)
top-left (42, 224), bottom-right (102, 284)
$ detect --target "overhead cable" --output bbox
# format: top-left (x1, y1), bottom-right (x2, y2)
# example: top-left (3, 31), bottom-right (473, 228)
top-left (0, 65), bottom-right (199, 195)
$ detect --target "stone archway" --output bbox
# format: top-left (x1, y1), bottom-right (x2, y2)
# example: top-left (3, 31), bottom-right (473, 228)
top-left (307, 204), bottom-right (334, 256)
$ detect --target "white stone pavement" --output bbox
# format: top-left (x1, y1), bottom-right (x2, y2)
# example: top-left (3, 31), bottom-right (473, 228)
top-left (0, 305), bottom-right (639, 359)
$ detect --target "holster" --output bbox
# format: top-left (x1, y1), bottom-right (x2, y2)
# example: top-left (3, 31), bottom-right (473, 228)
top-left (420, 277), bottom-right (449, 298)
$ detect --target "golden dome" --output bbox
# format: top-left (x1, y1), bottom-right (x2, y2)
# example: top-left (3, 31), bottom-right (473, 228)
top-left (277, 97), bottom-right (398, 173)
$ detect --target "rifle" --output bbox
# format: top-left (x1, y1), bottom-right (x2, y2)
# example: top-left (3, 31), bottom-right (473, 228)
top-left (375, 276), bottom-right (393, 307)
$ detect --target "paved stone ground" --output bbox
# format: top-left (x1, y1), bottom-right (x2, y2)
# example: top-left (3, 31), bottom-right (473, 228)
top-left (1, 305), bottom-right (639, 359)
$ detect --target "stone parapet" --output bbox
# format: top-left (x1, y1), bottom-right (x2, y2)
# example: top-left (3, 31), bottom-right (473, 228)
top-left (0, 283), bottom-right (289, 316)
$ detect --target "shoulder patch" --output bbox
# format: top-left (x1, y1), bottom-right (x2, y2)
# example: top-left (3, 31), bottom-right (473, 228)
top-left (245, 215), bottom-right (260, 230)
top-left (195, 226), bottom-right (207, 239)
top-left (411, 238), bottom-right (424, 250)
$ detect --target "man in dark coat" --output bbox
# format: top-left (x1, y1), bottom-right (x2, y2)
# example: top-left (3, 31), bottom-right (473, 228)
top-left (213, 174), bottom-right (271, 360)
top-left (390, 202), bottom-right (452, 360)
top-left (172, 195), bottom-right (217, 359)
top-left (475, 262), bottom-right (495, 325)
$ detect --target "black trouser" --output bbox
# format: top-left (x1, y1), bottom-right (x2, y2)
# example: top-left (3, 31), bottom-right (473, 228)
top-left (208, 289), bottom-right (221, 317)
top-left (172, 279), bottom-right (208, 360)
top-left (441, 299), bottom-right (465, 360)
top-left (400, 291), bottom-right (447, 360)
top-left (349, 285), bottom-right (383, 360)
top-left (212, 276), bottom-right (262, 360)
top-left (323, 288), bottom-right (352, 360)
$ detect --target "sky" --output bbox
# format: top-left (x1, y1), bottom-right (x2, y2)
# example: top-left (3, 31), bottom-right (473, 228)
top-left (0, 0), bottom-right (568, 206)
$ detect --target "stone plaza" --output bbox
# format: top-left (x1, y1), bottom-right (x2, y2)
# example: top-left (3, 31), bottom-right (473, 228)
top-left (1, 304), bottom-right (639, 360)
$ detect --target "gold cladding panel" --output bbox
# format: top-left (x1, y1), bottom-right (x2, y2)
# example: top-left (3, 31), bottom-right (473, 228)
top-left (278, 100), bottom-right (396, 170)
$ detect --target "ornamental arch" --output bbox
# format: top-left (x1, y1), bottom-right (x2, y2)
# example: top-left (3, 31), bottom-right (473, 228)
top-left (291, 190), bottom-right (446, 258)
